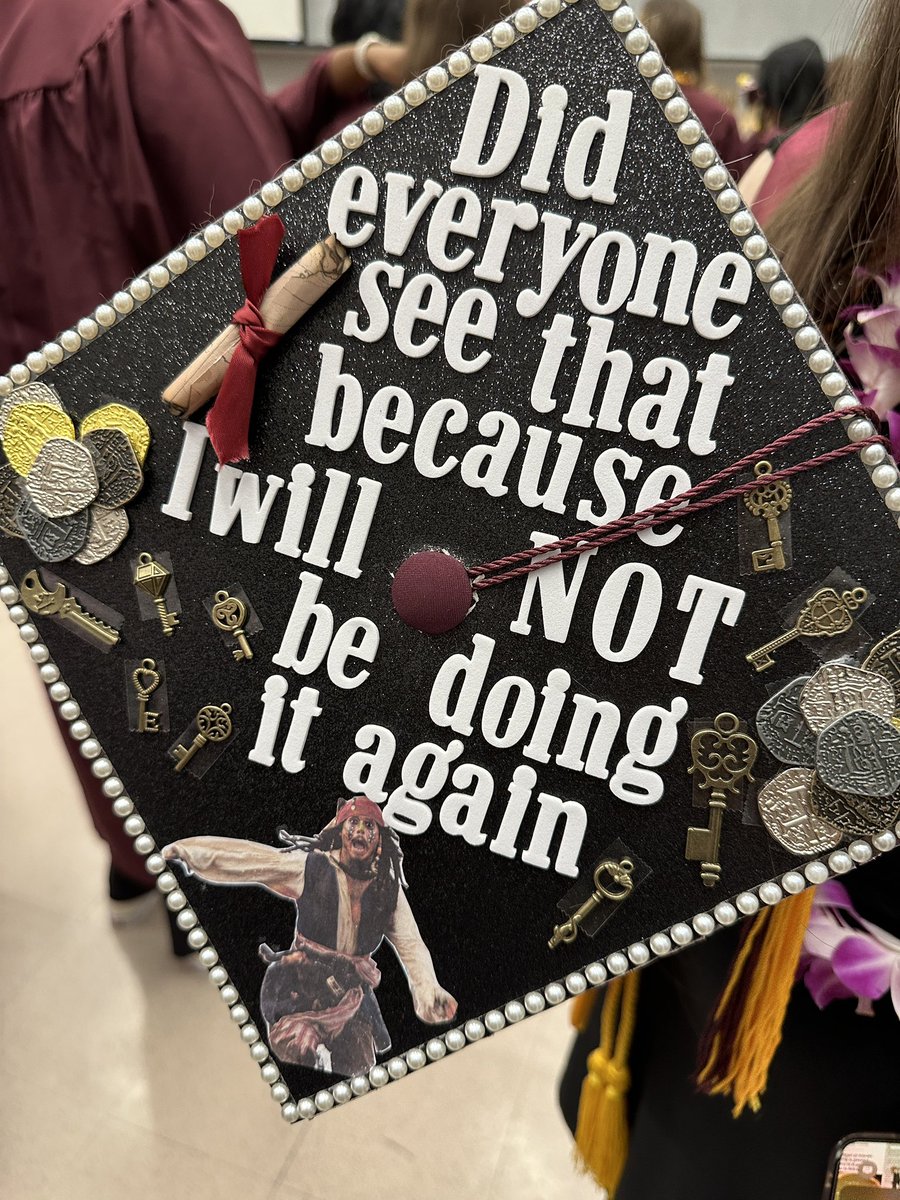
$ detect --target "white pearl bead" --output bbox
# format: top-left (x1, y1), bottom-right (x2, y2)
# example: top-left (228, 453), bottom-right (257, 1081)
top-left (693, 913), bottom-right (715, 936)
top-left (828, 851), bottom-right (852, 873)
top-left (30, 644), bottom-right (50, 664)
top-left (638, 49), bottom-right (662, 76)
top-left (18, 623), bottom-right (39, 644)
top-left (611, 5), bottom-right (636, 31)
top-left (282, 166), bottom-right (304, 191)
top-left (597, 0), bottom-right (623, 8)
top-left (627, 942), bottom-right (650, 965)
top-left (260, 180), bottom-right (285, 206)
top-left (426, 1038), bottom-right (446, 1060)
top-left (298, 1098), bottom-right (317, 1119)
top-left (514, 7), bottom-right (539, 34)
top-left (333, 1079), bottom-right (353, 1100)
top-left (241, 1023), bottom-right (259, 1044)
top-left (469, 36), bottom-right (493, 62)
top-left (524, 990), bottom-right (546, 1012)
top-left (736, 893), bottom-right (759, 915)
top-left (23, 349), bottom-right (45, 372)
top-left (874, 830), bottom-right (897, 852)
top-left (607, 952), bottom-right (629, 975)
top-left (782, 303), bottom-right (807, 328)
top-left (300, 155), bottom-right (322, 179)
top-left (350, 1074), bottom-right (370, 1095)
top-left (714, 902), bottom-right (737, 925)
top-left (44, 342), bottom-right (64, 364)
top-left (187, 928), bottom-right (207, 948)
top-left (184, 237), bottom-right (205, 262)
top-left (9, 362), bottom-right (29, 383)
top-left (112, 290), bottom-right (134, 313)
top-left (650, 933), bottom-right (672, 955)
top-left (759, 882), bottom-right (782, 905)
top-left (624, 27), bottom-right (650, 54)
top-left (166, 251), bottom-right (188, 275)
top-left (148, 263), bottom-right (170, 288)
top-left (664, 96), bottom-right (689, 123)
top-left (319, 143), bottom-right (342, 167)
top-left (222, 210), bottom-right (244, 234)
top-left (676, 121), bottom-right (701, 146)
top-left (835, 395), bottom-right (860, 412)
top-left (729, 210), bottom-right (754, 236)
top-left (91, 758), bottom-right (113, 778)
top-left (387, 1057), bottom-right (407, 1079)
top-left (68, 719), bottom-right (91, 741)
top-left (882, 486), bottom-right (900, 511)
top-left (585, 961), bottom-right (607, 984)
top-left (167, 891), bottom-right (187, 912)
top-left (804, 860), bottom-right (829, 884)
top-left (847, 416), bottom-right (875, 441)
top-left (250, 1041), bottom-right (267, 1062)
top-left (95, 304), bottom-right (116, 327)
top-left (361, 110), bottom-right (384, 136)
top-left (177, 909), bottom-right (197, 930)
top-left (112, 797), bottom-right (133, 817)
top-left (485, 1010), bottom-right (506, 1032)
top-left (369, 1065), bottom-right (389, 1086)
top-left (566, 972), bottom-right (587, 994)
top-left (404, 80), bottom-right (427, 107)
top-left (145, 854), bottom-right (165, 875)
top-left (448, 51), bottom-right (472, 77)
top-left (383, 94), bottom-right (407, 120)
top-left (445, 1028), bottom-right (466, 1051)
top-left (55, 688), bottom-right (75, 709)
top-left (260, 1062), bottom-right (280, 1084)
top-left (103, 777), bottom-right (124, 799)
top-left (243, 196), bottom-right (265, 220)
top-left (406, 1047), bottom-right (427, 1069)
top-left (873, 463), bottom-right (899, 489)
top-left (208, 965), bottom-right (227, 985)
top-left (0, 376), bottom-right (12, 396)
top-left (425, 65), bottom-right (449, 92)
top-left (537, 0), bottom-right (561, 16)
top-left (545, 982), bottom-right (566, 1005)
top-left (199, 947), bottom-right (218, 968)
top-left (823, 372), bottom-right (850, 398)
top-left (281, 1103), bottom-right (298, 1123)
top-left (794, 326), bottom-right (819, 351)
top-left (689, 140), bottom-right (716, 167)
top-left (743, 236), bottom-right (768, 260)
top-left (203, 224), bottom-right (226, 249)
top-left (133, 834), bottom-right (154, 856)
top-left (0, 584), bottom-right (19, 605)
top-left (703, 164), bottom-right (728, 191)
top-left (40, 663), bottom-right (60, 684)
top-left (808, 349), bottom-right (834, 374)
top-left (505, 1000), bottom-right (526, 1021)
top-left (339, 125), bottom-right (363, 152)
top-left (651, 73), bottom-right (677, 101)
top-left (769, 279), bottom-right (793, 305)
top-left (219, 984), bottom-right (238, 1005)
top-left (670, 923), bottom-right (693, 945)
top-left (849, 840), bottom-right (873, 863)
top-left (60, 330), bottom-right (81, 352)
top-left (79, 738), bottom-right (101, 759)
top-left (8, 604), bottom-right (27, 624)
top-left (491, 21), bottom-right (516, 48)
top-left (130, 277), bottom-right (152, 302)
top-left (315, 1089), bottom-right (334, 1111)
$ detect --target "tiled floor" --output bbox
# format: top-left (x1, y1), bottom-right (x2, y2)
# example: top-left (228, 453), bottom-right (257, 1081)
top-left (0, 616), bottom-right (600, 1200)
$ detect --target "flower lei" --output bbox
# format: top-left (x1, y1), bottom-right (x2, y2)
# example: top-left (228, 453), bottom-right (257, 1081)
top-left (843, 267), bottom-right (900, 456)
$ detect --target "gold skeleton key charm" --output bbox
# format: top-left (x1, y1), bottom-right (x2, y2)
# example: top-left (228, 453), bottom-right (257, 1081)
top-left (132, 659), bottom-right (161, 733)
top-left (743, 459), bottom-right (792, 572)
top-left (20, 568), bottom-right (120, 648)
top-left (548, 858), bottom-right (634, 949)
top-left (134, 552), bottom-right (179, 636)
top-left (172, 702), bottom-right (233, 773)
top-left (685, 714), bottom-right (757, 888)
top-left (211, 590), bottom-right (253, 662)
top-left (746, 585), bottom-right (868, 672)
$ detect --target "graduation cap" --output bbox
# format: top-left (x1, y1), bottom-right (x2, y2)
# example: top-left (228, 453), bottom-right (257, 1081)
top-left (2, 0), bottom-right (899, 1144)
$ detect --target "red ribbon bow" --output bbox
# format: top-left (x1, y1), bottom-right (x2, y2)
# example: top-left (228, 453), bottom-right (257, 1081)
top-left (206, 213), bottom-right (286, 465)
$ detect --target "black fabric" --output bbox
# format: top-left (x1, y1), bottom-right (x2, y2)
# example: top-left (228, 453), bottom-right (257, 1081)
top-left (560, 854), bottom-right (900, 1200)
top-left (291, 850), bottom-right (390, 956)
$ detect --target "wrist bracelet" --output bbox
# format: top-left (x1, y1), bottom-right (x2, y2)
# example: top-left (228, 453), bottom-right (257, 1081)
top-left (353, 33), bottom-right (387, 84)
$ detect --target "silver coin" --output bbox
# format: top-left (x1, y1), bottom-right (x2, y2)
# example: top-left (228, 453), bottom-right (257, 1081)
top-left (73, 505), bottom-right (129, 565)
top-left (816, 710), bottom-right (900, 797)
top-left (809, 771), bottom-right (900, 837)
top-left (0, 382), bottom-right (62, 438)
top-left (16, 493), bottom-right (88, 561)
top-left (754, 676), bottom-right (817, 766)
top-left (82, 428), bottom-right (143, 508)
top-left (862, 631), bottom-right (900, 708)
top-left (757, 766), bottom-right (843, 854)
top-left (800, 662), bottom-right (895, 733)
top-left (25, 438), bottom-right (98, 518)
top-left (0, 463), bottom-right (24, 538)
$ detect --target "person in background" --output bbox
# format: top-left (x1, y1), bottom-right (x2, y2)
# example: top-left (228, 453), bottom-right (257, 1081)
top-left (331, 0), bottom-right (407, 43)
top-left (743, 37), bottom-right (828, 160)
top-left (641, 0), bottom-right (748, 179)
top-left (561, 3), bottom-right (900, 1197)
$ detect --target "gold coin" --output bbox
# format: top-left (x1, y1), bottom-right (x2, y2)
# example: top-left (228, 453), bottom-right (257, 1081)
top-left (79, 403), bottom-right (151, 466)
top-left (2, 402), bottom-right (75, 475)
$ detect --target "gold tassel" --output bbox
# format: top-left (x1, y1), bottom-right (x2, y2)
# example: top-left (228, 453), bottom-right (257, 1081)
top-left (570, 989), bottom-right (598, 1033)
top-left (574, 972), bottom-right (639, 1198)
top-left (697, 887), bottom-right (815, 1116)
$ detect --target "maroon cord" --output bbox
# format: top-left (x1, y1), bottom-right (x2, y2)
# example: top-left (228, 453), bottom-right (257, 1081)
top-left (468, 406), bottom-right (888, 591)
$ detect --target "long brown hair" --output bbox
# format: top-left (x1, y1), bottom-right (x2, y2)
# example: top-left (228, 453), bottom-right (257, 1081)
top-left (766, 0), bottom-right (900, 342)
top-left (641, 0), bottom-right (704, 80)
top-left (403, 0), bottom-right (512, 78)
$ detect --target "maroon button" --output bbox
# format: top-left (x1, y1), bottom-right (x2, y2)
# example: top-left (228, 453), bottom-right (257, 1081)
top-left (391, 550), bottom-right (474, 634)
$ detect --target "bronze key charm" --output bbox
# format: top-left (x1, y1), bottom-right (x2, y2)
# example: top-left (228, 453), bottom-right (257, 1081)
top-left (211, 590), bottom-right (253, 662)
top-left (743, 459), bottom-right (792, 572)
top-left (685, 713), bottom-right (757, 888)
top-left (134, 552), bottom-right (179, 636)
top-left (20, 568), bottom-right (120, 649)
top-left (746, 585), bottom-right (868, 672)
top-left (132, 658), bottom-right (161, 734)
top-left (549, 858), bottom-right (634, 949)
top-left (172, 702), bottom-right (233, 773)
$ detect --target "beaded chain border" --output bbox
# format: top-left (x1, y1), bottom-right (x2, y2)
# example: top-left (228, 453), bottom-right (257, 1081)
top-left (1, 0), bottom-right (898, 1123)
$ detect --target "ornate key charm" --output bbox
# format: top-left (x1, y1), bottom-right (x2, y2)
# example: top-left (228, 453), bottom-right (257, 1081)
top-left (746, 585), bottom-right (868, 672)
top-left (133, 552), bottom-right (179, 636)
top-left (549, 857), bottom-right (634, 949)
top-left (686, 713), bottom-right (757, 888)
top-left (743, 459), bottom-right (792, 572)
top-left (132, 658), bottom-right (161, 733)
top-left (20, 567), bottom-right (120, 648)
top-left (172, 702), bottom-right (233, 773)
top-left (210, 589), bottom-right (253, 662)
